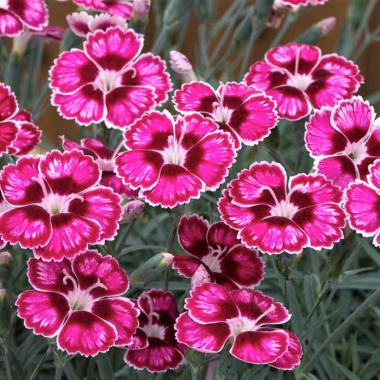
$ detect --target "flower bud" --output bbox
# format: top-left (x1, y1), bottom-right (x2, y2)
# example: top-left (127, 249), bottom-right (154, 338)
top-left (0, 289), bottom-right (6, 305)
top-left (121, 200), bottom-right (145, 224)
top-left (0, 252), bottom-right (12, 268)
top-left (133, 0), bottom-right (151, 20)
top-left (316, 17), bottom-right (336, 37)
top-left (169, 50), bottom-right (197, 82)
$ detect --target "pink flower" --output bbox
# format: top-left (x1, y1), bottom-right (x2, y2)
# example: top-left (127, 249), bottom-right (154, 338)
top-left (16, 250), bottom-right (139, 356)
top-left (306, 96), bottom-right (380, 189)
top-left (49, 26), bottom-right (172, 129)
top-left (124, 290), bottom-right (185, 373)
top-left (62, 136), bottom-right (138, 198)
top-left (174, 81), bottom-right (278, 149)
top-left (115, 111), bottom-right (236, 208)
top-left (244, 43), bottom-right (363, 120)
top-left (344, 160), bottom-right (380, 247)
top-left (175, 283), bottom-right (302, 369)
top-left (69, 0), bottom-right (133, 19)
top-left (218, 162), bottom-right (345, 254)
top-left (67, 12), bottom-right (129, 38)
top-left (0, 150), bottom-right (122, 261)
top-left (0, 83), bottom-right (41, 156)
top-left (0, 0), bottom-right (48, 37)
top-left (274, 0), bottom-right (328, 8)
top-left (173, 214), bottom-right (265, 289)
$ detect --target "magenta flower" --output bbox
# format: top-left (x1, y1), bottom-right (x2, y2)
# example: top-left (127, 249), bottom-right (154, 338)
top-left (67, 0), bottom-right (133, 19)
top-left (173, 215), bottom-right (265, 289)
top-left (16, 250), bottom-right (139, 356)
top-left (175, 283), bottom-right (302, 369)
top-left (174, 81), bottom-right (278, 149)
top-left (244, 43), bottom-right (362, 120)
top-left (49, 26), bottom-right (172, 128)
top-left (305, 96), bottom-right (380, 189)
top-left (67, 12), bottom-right (129, 38)
top-left (0, 83), bottom-right (41, 156)
top-left (0, 0), bottom-right (48, 37)
top-left (218, 162), bottom-right (345, 254)
top-left (124, 290), bottom-right (185, 373)
top-left (115, 111), bottom-right (236, 208)
top-left (344, 160), bottom-right (380, 247)
top-left (62, 136), bottom-right (138, 199)
top-left (0, 150), bottom-right (122, 261)
top-left (274, 0), bottom-right (328, 8)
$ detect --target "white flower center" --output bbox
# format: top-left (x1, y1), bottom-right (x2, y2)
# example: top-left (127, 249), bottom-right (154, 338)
top-left (162, 135), bottom-right (186, 165)
top-left (345, 141), bottom-right (368, 164)
top-left (201, 245), bottom-right (227, 273)
top-left (212, 103), bottom-right (233, 124)
top-left (287, 73), bottom-right (313, 92)
top-left (270, 199), bottom-right (299, 219)
top-left (97, 158), bottom-right (115, 172)
top-left (62, 269), bottom-right (107, 312)
top-left (0, 0), bottom-right (8, 9)
top-left (40, 193), bottom-right (84, 215)
top-left (94, 70), bottom-right (123, 92)
top-left (142, 322), bottom-right (166, 339)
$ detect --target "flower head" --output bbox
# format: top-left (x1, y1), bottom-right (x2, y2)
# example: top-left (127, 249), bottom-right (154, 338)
top-left (69, 0), bottom-right (133, 19)
top-left (16, 250), bottom-right (139, 356)
top-left (274, 0), bottom-right (328, 9)
top-left (245, 43), bottom-right (362, 120)
top-left (49, 26), bottom-right (172, 129)
top-left (124, 290), bottom-right (185, 373)
top-left (344, 160), bottom-right (380, 247)
top-left (169, 51), bottom-right (196, 82)
top-left (173, 214), bottom-right (265, 289)
top-left (218, 162), bottom-right (345, 254)
top-left (0, 0), bottom-right (48, 37)
top-left (0, 149), bottom-right (122, 260)
top-left (175, 283), bottom-right (302, 369)
top-left (115, 111), bottom-right (236, 208)
top-left (67, 12), bottom-right (129, 38)
top-left (62, 136), bottom-right (138, 198)
top-left (174, 81), bottom-right (278, 149)
top-left (306, 96), bottom-right (380, 189)
top-left (0, 83), bottom-right (41, 156)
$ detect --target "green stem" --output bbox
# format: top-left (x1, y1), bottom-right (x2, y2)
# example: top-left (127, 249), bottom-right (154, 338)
top-left (29, 347), bottom-right (51, 380)
top-left (54, 367), bottom-right (63, 380)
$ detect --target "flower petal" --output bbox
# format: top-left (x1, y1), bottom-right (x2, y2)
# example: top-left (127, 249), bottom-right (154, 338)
top-left (0, 83), bottom-right (17, 121)
top-left (0, 10), bottom-right (23, 37)
top-left (207, 221), bottom-right (240, 251)
top-left (8, 0), bottom-right (48, 30)
top-left (172, 255), bottom-right (201, 278)
top-left (175, 312), bottom-right (230, 353)
top-left (57, 310), bottom-right (116, 356)
top-left (270, 331), bottom-right (302, 370)
top-left (8, 121), bottom-right (42, 156)
top-left (0, 121), bottom-right (18, 154)
top-left (16, 290), bottom-right (69, 337)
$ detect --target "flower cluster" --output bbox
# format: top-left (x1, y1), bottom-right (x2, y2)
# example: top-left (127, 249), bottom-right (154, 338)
top-left (0, 0), bottom-right (377, 376)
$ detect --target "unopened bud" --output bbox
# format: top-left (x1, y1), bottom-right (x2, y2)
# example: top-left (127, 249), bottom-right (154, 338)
top-left (297, 16), bottom-right (336, 44)
top-left (169, 50), bottom-right (197, 82)
top-left (130, 252), bottom-right (174, 286)
top-left (316, 17), bottom-right (336, 37)
top-left (0, 252), bottom-right (12, 268)
top-left (133, 0), bottom-right (151, 20)
top-left (121, 200), bottom-right (145, 224)
top-left (11, 34), bottom-right (31, 56)
top-left (0, 289), bottom-right (6, 304)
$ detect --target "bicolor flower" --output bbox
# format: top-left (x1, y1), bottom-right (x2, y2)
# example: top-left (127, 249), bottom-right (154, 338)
top-left (175, 283), bottom-right (302, 369)
top-left (67, 12), bottom-right (128, 38)
top-left (65, 0), bottom-right (133, 19)
top-left (244, 43), bottom-right (362, 120)
top-left (0, 83), bottom-right (41, 156)
top-left (115, 111), bottom-right (236, 208)
top-left (62, 136), bottom-right (138, 198)
top-left (124, 290), bottom-right (185, 373)
top-left (274, 0), bottom-right (328, 9)
top-left (306, 96), bottom-right (380, 189)
top-left (16, 250), bottom-right (139, 356)
top-left (0, 0), bottom-right (48, 37)
top-left (0, 150), bottom-right (122, 261)
top-left (174, 81), bottom-right (278, 149)
top-left (49, 26), bottom-right (172, 128)
top-left (344, 160), bottom-right (380, 247)
top-left (172, 214), bottom-right (265, 289)
top-left (218, 162), bottom-right (345, 254)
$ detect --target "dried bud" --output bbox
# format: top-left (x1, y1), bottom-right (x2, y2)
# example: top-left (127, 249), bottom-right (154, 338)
top-left (0, 289), bottom-right (6, 304)
top-left (0, 252), bottom-right (12, 268)
top-left (121, 200), bottom-right (145, 224)
top-left (169, 50), bottom-right (197, 82)
top-left (133, 0), bottom-right (151, 20)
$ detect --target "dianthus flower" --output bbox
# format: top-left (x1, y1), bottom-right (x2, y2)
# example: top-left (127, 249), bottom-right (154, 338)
top-left (306, 96), bottom-right (380, 189)
top-left (62, 136), bottom-right (138, 198)
top-left (0, 150), bottom-right (121, 260)
top-left (245, 43), bottom-right (362, 120)
top-left (174, 81), bottom-right (278, 149)
top-left (344, 160), bottom-right (380, 247)
top-left (274, 0), bottom-right (328, 9)
top-left (65, 0), bottom-right (133, 19)
top-left (16, 250), bottom-right (139, 356)
top-left (218, 162), bottom-right (345, 254)
top-left (0, 0), bottom-right (48, 37)
top-left (0, 83), bottom-right (41, 156)
top-left (124, 290), bottom-right (185, 373)
top-left (49, 26), bottom-right (171, 128)
top-left (175, 283), bottom-right (302, 369)
top-left (115, 111), bottom-right (236, 208)
top-left (172, 214), bottom-right (264, 289)
top-left (67, 12), bottom-right (128, 37)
